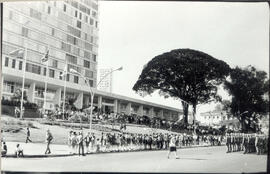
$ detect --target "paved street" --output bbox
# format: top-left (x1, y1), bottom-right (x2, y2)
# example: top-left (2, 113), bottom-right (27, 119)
top-left (2, 146), bottom-right (267, 173)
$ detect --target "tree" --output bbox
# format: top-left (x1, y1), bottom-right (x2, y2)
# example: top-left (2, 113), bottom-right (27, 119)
top-left (224, 66), bottom-right (269, 132)
top-left (133, 48), bottom-right (231, 124)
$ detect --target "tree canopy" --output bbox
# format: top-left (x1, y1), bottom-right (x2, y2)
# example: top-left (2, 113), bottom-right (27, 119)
top-left (224, 66), bottom-right (269, 132)
top-left (133, 48), bottom-right (231, 124)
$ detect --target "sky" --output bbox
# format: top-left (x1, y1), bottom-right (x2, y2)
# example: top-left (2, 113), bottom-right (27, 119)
top-left (97, 1), bottom-right (269, 116)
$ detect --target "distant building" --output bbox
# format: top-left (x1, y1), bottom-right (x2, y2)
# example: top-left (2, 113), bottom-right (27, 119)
top-left (98, 68), bottom-right (113, 93)
top-left (199, 110), bottom-right (227, 128)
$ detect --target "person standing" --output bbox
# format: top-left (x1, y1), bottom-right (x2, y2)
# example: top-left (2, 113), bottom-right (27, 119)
top-left (167, 136), bottom-right (179, 159)
top-left (45, 129), bottom-right (53, 154)
top-left (68, 131), bottom-right (73, 154)
top-left (25, 127), bottom-right (32, 143)
top-left (226, 133), bottom-right (232, 153)
top-left (78, 132), bottom-right (85, 156)
top-left (84, 132), bottom-right (91, 154)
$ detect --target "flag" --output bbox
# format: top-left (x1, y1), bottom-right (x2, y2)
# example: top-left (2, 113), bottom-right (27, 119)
top-left (60, 64), bottom-right (68, 78)
top-left (41, 50), bottom-right (49, 63)
top-left (9, 49), bottom-right (24, 58)
top-left (74, 93), bottom-right (83, 110)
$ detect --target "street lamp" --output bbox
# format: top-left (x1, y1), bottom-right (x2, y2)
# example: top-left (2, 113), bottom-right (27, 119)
top-left (70, 66), bottom-right (123, 131)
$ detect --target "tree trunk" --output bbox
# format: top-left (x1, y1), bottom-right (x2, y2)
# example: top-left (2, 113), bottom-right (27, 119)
top-left (192, 104), bottom-right (197, 125)
top-left (181, 101), bottom-right (189, 125)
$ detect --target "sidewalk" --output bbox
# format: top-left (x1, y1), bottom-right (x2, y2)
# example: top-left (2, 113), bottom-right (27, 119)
top-left (2, 141), bottom-right (224, 158)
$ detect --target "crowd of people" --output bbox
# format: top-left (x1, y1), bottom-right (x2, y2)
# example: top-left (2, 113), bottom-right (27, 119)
top-left (65, 130), bottom-right (224, 155)
top-left (225, 133), bottom-right (268, 155)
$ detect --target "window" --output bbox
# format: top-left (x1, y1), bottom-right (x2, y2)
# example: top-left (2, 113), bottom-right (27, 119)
top-left (59, 72), bottom-right (63, 80)
top-left (77, 21), bottom-right (81, 29)
top-left (61, 42), bottom-right (71, 52)
top-left (43, 67), bottom-right (47, 76)
top-left (90, 18), bottom-right (94, 25)
top-left (85, 42), bottom-right (92, 51)
top-left (89, 80), bottom-right (93, 87)
top-left (90, 36), bottom-right (94, 43)
top-left (95, 21), bottom-right (98, 28)
top-left (74, 76), bottom-right (79, 84)
top-left (47, 6), bottom-right (51, 14)
top-left (30, 8), bottom-right (42, 20)
top-left (85, 16), bottom-right (88, 23)
top-left (49, 69), bottom-right (55, 78)
top-left (52, 60), bottom-right (58, 68)
top-left (5, 57), bottom-right (9, 67)
top-left (85, 70), bottom-right (93, 78)
top-left (71, 1), bottom-right (78, 8)
top-left (84, 51), bottom-right (91, 59)
top-left (26, 63), bottom-right (41, 75)
top-left (19, 61), bottom-right (23, 70)
top-left (12, 59), bottom-right (16, 68)
top-left (66, 74), bottom-right (70, 81)
top-left (66, 54), bottom-right (77, 64)
top-left (67, 35), bottom-right (77, 45)
top-left (84, 33), bottom-right (87, 40)
top-left (67, 25), bottom-right (81, 38)
top-left (63, 4), bottom-right (66, 12)
top-left (68, 64), bottom-right (80, 73)
top-left (92, 54), bottom-right (97, 62)
top-left (84, 60), bottom-right (90, 68)
top-left (75, 10), bottom-right (78, 17)
top-left (22, 27), bottom-right (28, 37)
top-left (79, 12), bottom-right (82, 20)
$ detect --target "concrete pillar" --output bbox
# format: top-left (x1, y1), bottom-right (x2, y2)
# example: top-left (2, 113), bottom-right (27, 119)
top-left (98, 95), bottom-right (102, 110)
top-left (53, 88), bottom-right (61, 106)
top-left (126, 102), bottom-right (131, 115)
top-left (74, 92), bottom-right (83, 109)
top-left (138, 105), bottom-right (143, 116)
top-left (28, 82), bottom-right (36, 103)
top-left (149, 107), bottom-right (154, 118)
top-left (159, 109), bottom-right (164, 119)
top-left (83, 95), bottom-right (90, 107)
top-left (114, 99), bottom-right (118, 113)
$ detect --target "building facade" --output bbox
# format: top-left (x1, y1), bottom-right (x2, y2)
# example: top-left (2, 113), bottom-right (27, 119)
top-left (98, 68), bottom-right (113, 93)
top-left (199, 110), bottom-right (227, 127)
top-left (1, 0), bottom-right (182, 121)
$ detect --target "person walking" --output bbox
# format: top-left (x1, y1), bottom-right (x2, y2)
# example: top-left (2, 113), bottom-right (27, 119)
top-left (68, 131), bottom-right (73, 154)
top-left (167, 136), bottom-right (179, 159)
top-left (25, 127), bottom-right (32, 143)
top-left (45, 129), bottom-right (53, 154)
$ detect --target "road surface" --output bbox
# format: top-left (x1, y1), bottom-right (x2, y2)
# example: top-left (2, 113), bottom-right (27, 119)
top-left (2, 146), bottom-right (267, 173)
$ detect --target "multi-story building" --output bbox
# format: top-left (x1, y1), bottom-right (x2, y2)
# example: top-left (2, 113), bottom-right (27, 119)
top-left (1, 0), bottom-right (182, 122)
top-left (98, 68), bottom-right (112, 93)
top-left (199, 110), bottom-right (227, 127)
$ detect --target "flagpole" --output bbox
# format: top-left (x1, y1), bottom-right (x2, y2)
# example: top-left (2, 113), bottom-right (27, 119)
top-left (62, 62), bottom-right (67, 120)
top-left (43, 45), bottom-right (49, 114)
top-left (20, 46), bottom-right (28, 119)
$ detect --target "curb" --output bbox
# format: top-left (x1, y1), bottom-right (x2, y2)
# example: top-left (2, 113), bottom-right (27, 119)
top-left (2, 145), bottom-right (226, 158)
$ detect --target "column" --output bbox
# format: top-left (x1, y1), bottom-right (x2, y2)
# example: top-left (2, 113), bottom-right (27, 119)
top-left (1, 75), bottom-right (4, 98)
top-left (83, 95), bottom-right (90, 107)
top-left (114, 99), bottom-right (118, 113)
top-left (53, 88), bottom-right (61, 106)
top-left (98, 95), bottom-right (102, 110)
top-left (149, 107), bottom-right (154, 118)
top-left (138, 105), bottom-right (143, 116)
top-left (28, 82), bottom-right (36, 103)
top-left (159, 109), bottom-right (164, 119)
top-left (126, 102), bottom-right (131, 115)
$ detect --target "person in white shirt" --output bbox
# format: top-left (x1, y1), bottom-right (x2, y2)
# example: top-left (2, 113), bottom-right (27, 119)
top-left (167, 136), bottom-right (179, 159)
top-left (15, 144), bottom-right (24, 157)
